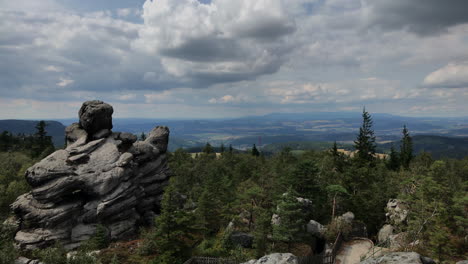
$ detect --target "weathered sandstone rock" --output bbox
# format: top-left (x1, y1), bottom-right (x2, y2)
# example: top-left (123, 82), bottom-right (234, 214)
top-left (11, 100), bottom-right (170, 250)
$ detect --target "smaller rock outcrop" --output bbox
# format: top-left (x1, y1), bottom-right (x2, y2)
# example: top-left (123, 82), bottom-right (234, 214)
top-left (360, 252), bottom-right (434, 264)
top-left (306, 220), bottom-right (325, 237)
top-left (242, 253), bottom-right (298, 264)
top-left (15, 257), bottom-right (43, 264)
top-left (377, 224), bottom-right (394, 245)
top-left (386, 199), bottom-right (408, 226)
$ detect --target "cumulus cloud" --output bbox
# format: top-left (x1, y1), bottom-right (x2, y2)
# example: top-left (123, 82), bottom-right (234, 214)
top-left (1, 0), bottom-right (468, 118)
top-left (134, 0), bottom-right (297, 84)
top-left (423, 62), bottom-right (468, 88)
top-left (364, 0), bottom-right (468, 35)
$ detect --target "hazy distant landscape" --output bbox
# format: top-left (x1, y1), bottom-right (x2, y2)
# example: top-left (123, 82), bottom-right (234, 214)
top-left (3, 111), bottom-right (468, 158)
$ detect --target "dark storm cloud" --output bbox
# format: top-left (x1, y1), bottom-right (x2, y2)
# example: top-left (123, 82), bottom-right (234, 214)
top-left (367, 0), bottom-right (468, 35)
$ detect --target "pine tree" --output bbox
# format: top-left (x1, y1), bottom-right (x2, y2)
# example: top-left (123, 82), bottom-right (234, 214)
top-left (287, 160), bottom-right (319, 200)
top-left (354, 108), bottom-right (376, 164)
top-left (151, 184), bottom-right (195, 263)
top-left (387, 144), bottom-right (400, 171)
top-left (252, 144), bottom-right (260, 157)
top-left (272, 188), bottom-right (305, 251)
top-left (140, 132), bottom-right (147, 141)
top-left (331, 141), bottom-right (339, 157)
top-left (203, 142), bottom-right (213, 154)
top-left (330, 141), bottom-right (345, 173)
top-left (229, 144), bottom-right (233, 154)
top-left (400, 125), bottom-right (413, 169)
top-left (33, 121), bottom-right (54, 157)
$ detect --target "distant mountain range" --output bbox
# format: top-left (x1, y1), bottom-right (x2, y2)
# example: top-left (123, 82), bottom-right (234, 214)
top-left (2, 112), bottom-right (468, 158)
top-left (0, 120), bottom-right (66, 147)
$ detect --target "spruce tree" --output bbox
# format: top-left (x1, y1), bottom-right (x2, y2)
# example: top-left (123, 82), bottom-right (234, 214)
top-left (354, 108), bottom-right (376, 164)
top-left (272, 188), bottom-right (305, 251)
top-left (140, 132), bottom-right (147, 141)
top-left (400, 125), bottom-right (413, 169)
top-left (387, 144), bottom-right (400, 171)
top-left (151, 184), bottom-right (194, 263)
top-left (33, 121), bottom-right (54, 157)
top-left (229, 144), bottom-right (233, 154)
top-left (331, 141), bottom-right (339, 157)
top-left (203, 142), bottom-right (213, 154)
top-left (252, 144), bottom-right (260, 157)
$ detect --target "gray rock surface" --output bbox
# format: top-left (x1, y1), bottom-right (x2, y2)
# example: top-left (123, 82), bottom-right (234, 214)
top-left (456, 261), bottom-right (468, 264)
top-left (342, 211), bottom-right (355, 224)
top-left (360, 252), bottom-right (423, 264)
top-left (78, 100), bottom-right (113, 136)
top-left (420, 256), bottom-right (436, 264)
top-left (306, 220), bottom-right (325, 237)
top-left (15, 257), bottom-right (43, 264)
top-left (378, 224), bottom-right (394, 244)
top-left (11, 101), bottom-right (170, 250)
top-left (242, 253), bottom-right (298, 264)
top-left (386, 199), bottom-right (408, 226)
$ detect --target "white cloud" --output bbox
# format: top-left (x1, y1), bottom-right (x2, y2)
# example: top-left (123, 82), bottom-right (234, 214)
top-left (56, 78), bottom-right (74, 87)
top-left (209, 94), bottom-right (250, 104)
top-left (423, 62), bottom-right (468, 88)
top-left (44, 65), bottom-right (62, 72)
top-left (133, 0), bottom-right (296, 83)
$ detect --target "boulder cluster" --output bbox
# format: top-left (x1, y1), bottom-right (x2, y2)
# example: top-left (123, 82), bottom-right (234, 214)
top-left (377, 199), bottom-right (410, 248)
top-left (11, 100), bottom-right (171, 250)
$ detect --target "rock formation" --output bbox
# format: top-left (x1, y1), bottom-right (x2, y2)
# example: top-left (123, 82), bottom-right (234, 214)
top-left (242, 253), bottom-right (298, 264)
top-left (360, 252), bottom-right (435, 264)
top-left (377, 199), bottom-right (410, 247)
top-left (11, 100), bottom-right (171, 250)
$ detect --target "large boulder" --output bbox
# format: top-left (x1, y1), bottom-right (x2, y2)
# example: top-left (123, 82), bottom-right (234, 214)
top-left (242, 253), bottom-right (298, 264)
top-left (306, 220), bottom-right (325, 237)
top-left (11, 101), bottom-right (171, 250)
top-left (456, 261), bottom-right (468, 264)
top-left (360, 252), bottom-right (427, 264)
top-left (386, 199), bottom-right (408, 226)
top-left (78, 100), bottom-right (113, 136)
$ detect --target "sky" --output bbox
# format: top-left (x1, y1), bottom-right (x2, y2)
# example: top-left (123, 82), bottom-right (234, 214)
top-left (1, 0), bottom-right (468, 119)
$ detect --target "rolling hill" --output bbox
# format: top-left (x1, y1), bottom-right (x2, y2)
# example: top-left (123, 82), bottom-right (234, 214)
top-left (0, 120), bottom-right (66, 147)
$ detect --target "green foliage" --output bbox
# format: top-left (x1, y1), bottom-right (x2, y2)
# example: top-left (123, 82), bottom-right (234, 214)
top-left (354, 108), bottom-right (376, 164)
top-left (0, 223), bottom-right (18, 264)
top-left (203, 142), bottom-right (214, 154)
top-left (80, 225), bottom-right (110, 251)
top-left (251, 144), bottom-right (260, 157)
top-left (0, 152), bottom-right (33, 217)
top-left (272, 189), bottom-right (306, 250)
top-left (140, 132), bottom-right (147, 141)
top-left (400, 125), bottom-right (413, 169)
top-left (141, 182), bottom-right (195, 263)
top-left (387, 144), bottom-right (400, 171)
top-left (68, 251), bottom-right (100, 264)
top-left (253, 209), bottom-right (271, 258)
top-left (39, 244), bottom-right (67, 264)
